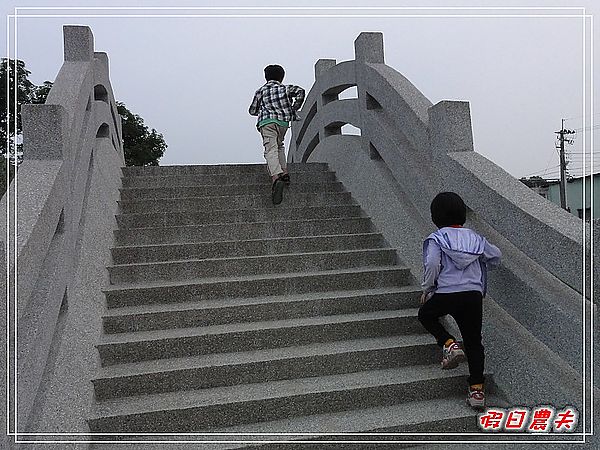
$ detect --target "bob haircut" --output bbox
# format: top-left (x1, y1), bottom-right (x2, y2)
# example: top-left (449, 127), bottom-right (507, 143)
top-left (264, 65), bottom-right (285, 82)
top-left (430, 192), bottom-right (467, 228)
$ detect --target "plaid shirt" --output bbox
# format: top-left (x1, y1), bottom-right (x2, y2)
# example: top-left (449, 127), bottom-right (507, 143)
top-left (248, 81), bottom-right (305, 125)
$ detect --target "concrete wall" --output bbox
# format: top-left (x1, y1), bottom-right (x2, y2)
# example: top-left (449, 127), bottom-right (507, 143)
top-left (0, 26), bottom-right (124, 445)
top-left (290, 32), bottom-right (596, 432)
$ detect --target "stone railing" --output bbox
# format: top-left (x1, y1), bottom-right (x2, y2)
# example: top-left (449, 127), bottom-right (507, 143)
top-left (0, 26), bottom-right (124, 434)
top-left (290, 32), bottom-right (584, 295)
top-left (290, 32), bottom-right (593, 408)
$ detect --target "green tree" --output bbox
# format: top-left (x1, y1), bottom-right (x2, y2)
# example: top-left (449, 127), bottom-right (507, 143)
top-left (26, 87), bottom-right (167, 166)
top-left (117, 101), bottom-right (166, 166)
top-left (0, 58), bottom-right (167, 198)
top-left (0, 58), bottom-right (40, 195)
top-left (0, 58), bottom-right (35, 155)
top-left (0, 59), bottom-right (54, 196)
top-left (32, 81), bottom-right (53, 104)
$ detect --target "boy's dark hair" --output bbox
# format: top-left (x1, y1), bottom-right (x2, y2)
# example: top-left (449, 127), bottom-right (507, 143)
top-left (264, 65), bottom-right (285, 82)
top-left (430, 192), bottom-right (467, 228)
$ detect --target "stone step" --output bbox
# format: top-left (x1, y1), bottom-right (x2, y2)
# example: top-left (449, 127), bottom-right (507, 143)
top-left (119, 181), bottom-right (346, 200)
top-left (87, 396), bottom-right (490, 448)
top-left (110, 233), bottom-right (386, 264)
top-left (88, 365), bottom-right (470, 432)
top-left (108, 248), bottom-right (398, 284)
top-left (117, 192), bottom-right (356, 214)
top-left (88, 393), bottom-right (510, 448)
top-left (103, 286), bottom-right (420, 333)
top-left (93, 335), bottom-right (437, 400)
top-left (122, 171), bottom-right (337, 188)
top-left (209, 390), bottom-right (508, 450)
top-left (114, 217), bottom-right (376, 246)
top-left (97, 309), bottom-right (423, 366)
top-left (102, 266), bottom-right (413, 308)
top-left (115, 205), bottom-right (364, 229)
top-left (217, 395), bottom-right (487, 436)
top-left (121, 163), bottom-right (329, 177)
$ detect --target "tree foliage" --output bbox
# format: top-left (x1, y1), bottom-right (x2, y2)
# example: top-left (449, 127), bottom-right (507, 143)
top-left (117, 102), bottom-right (166, 166)
top-left (26, 93), bottom-right (167, 166)
top-left (0, 59), bottom-right (35, 154)
top-left (32, 81), bottom-right (53, 104)
top-left (0, 58), bottom-right (50, 194)
top-left (0, 59), bottom-right (54, 156)
top-left (0, 59), bottom-right (167, 197)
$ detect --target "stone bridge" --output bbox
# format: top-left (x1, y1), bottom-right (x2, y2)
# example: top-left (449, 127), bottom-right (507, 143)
top-left (0, 26), bottom-right (596, 448)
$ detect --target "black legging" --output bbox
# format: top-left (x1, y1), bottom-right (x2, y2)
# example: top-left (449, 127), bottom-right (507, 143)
top-left (418, 291), bottom-right (485, 385)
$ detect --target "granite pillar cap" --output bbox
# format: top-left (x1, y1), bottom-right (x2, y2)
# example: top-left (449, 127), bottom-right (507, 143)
top-left (94, 52), bottom-right (109, 72)
top-left (315, 59), bottom-right (336, 79)
top-left (428, 100), bottom-right (474, 154)
top-left (64, 25), bottom-right (94, 62)
top-left (22, 104), bottom-right (68, 160)
top-left (354, 32), bottom-right (384, 64)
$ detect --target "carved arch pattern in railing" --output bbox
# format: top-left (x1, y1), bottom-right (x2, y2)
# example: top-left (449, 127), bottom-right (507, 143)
top-left (290, 33), bottom-right (591, 388)
top-left (1, 25), bottom-right (125, 431)
top-left (290, 32), bottom-right (584, 296)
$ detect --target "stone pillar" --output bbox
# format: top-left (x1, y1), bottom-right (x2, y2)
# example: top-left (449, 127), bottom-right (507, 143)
top-left (314, 58), bottom-right (336, 80)
top-left (63, 25), bottom-right (94, 62)
top-left (94, 51), bottom-right (109, 73)
top-left (428, 100), bottom-right (474, 154)
top-left (21, 104), bottom-right (69, 160)
top-left (312, 59), bottom-right (336, 144)
top-left (354, 33), bottom-right (384, 160)
top-left (354, 32), bottom-right (384, 64)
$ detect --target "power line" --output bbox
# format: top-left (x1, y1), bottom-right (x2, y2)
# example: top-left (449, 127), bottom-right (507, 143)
top-left (519, 122), bottom-right (600, 180)
top-left (563, 113), bottom-right (600, 121)
top-left (555, 120), bottom-right (576, 210)
top-left (521, 164), bottom-right (561, 178)
top-left (538, 147), bottom-right (561, 177)
top-left (567, 153), bottom-right (600, 155)
top-left (566, 151), bottom-right (600, 154)
top-left (573, 125), bottom-right (600, 132)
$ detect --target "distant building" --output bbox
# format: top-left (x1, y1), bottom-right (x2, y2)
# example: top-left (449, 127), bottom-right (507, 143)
top-left (520, 173), bottom-right (600, 220)
top-left (520, 176), bottom-right (552, 199)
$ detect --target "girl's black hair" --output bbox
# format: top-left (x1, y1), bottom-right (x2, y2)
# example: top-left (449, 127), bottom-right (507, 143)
top-left (264, 65), bottom-right (285, 82)
top-left (430, 192), bottom-right (467, 228)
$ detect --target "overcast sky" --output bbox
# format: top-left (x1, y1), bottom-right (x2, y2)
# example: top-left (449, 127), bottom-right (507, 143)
top-left (2, 0), bottom-right (598, 180)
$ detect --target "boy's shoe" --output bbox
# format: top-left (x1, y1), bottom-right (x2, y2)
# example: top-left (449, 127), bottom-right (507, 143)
top-left (441, 341), bottom-right (466, 369)
top-left (466, 385), bottom-right (485, 409)
top-left (272, 178), bottom-right (285, 205)
top-left (280, 173), bottom-right (291, 185)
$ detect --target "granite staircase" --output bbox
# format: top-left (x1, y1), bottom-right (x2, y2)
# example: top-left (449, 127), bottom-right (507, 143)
top-left (88, 163), bottom-right (493, 445)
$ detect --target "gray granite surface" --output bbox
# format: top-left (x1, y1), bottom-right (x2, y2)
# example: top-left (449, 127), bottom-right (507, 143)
top-left (290, 31), bottom-right (595, 444)
top-left (0, 25), bottom-right (124, 448)
top-left (2, 27), bottom-right (596, 449)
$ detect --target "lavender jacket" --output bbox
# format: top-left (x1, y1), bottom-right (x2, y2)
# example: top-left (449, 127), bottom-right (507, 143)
top-left (422, 227), bottom-right (502, 297)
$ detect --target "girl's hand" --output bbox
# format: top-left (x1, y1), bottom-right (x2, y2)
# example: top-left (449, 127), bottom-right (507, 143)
top-left (420, 293), bottom-right (428, 305)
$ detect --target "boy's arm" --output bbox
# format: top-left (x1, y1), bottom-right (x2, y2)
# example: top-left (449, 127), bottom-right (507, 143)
top-left (422, 239), bottom-right (441, 295)
top-left (248, 90), bottom-right (261, 116)
top-left (482, 239), bottom-right (502, 268)
top-left (287, 85), bottom-right (306, 111)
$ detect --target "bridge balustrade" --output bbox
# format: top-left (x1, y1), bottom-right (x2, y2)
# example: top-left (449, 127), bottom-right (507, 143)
top-left (290, 34), bottom-right (595, 403)
top-left (0, 25), bottom-right (124, 432)
top-left (290, 32), bottom-right (587, 298)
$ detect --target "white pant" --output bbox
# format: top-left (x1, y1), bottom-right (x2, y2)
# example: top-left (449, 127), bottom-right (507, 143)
top-left (260, 123), bottom-right (288, 177)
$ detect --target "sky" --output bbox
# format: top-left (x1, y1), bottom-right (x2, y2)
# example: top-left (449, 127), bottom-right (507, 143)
top-left (1, 0), bottom-right (598, 180)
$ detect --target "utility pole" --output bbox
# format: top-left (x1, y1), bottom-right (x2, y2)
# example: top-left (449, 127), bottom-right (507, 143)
top-left (555, 119), bottom-right (576, 211)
